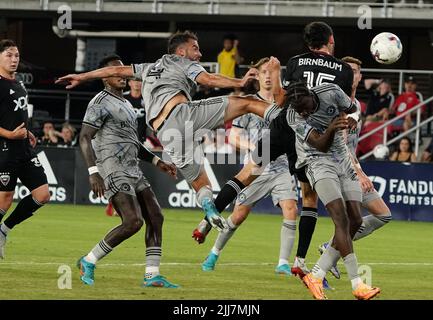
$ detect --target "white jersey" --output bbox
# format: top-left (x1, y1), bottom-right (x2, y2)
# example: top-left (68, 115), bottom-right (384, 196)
top-left (232, 94), bottom-right (288, 175)
top-left (286, 83), bottom-right (355, 169)
top-left (132, 54), bottom-right (206, 127)
top-left (346, 98), bottom-right (362, 156)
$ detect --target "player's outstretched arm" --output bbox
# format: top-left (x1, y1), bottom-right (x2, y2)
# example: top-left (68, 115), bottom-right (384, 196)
top-left (79, 124), bottom-right (105, 197)
top-left (56, 66), bottom-right (133, 89)
top-left (306, 116), bottom-right (348, 153)
top-left (195, 68), bottom-right (257, 89)
top-left (267, 56), bottom-right (287, 107)
top-left (138, 143), bottom-right (177, 179)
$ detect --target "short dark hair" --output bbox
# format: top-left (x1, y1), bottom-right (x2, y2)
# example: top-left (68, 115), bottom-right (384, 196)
top-left (303, 21), bottom-right (333, 50)
top-left (167, 30), bottom-right (198, 54)
top-left (223, 33), bottom-right (237, 41)
top-left (285, 81), bottom-right (313, 110)
top-left (0, 39), bottom-right (17, 53)
top-left (98, 54), bottom-right (121, 69)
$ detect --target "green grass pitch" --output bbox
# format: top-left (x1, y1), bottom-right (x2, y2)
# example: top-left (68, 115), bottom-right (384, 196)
top-left (0, 204), bottom-right (432, 300)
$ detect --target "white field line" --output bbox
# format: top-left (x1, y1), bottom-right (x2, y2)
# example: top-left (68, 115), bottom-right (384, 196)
top-left (1, 261), bottom-right (433, 267)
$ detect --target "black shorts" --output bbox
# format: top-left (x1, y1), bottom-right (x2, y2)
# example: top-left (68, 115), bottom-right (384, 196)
top-left (251, 107), bottom-right (309, 184)
top-left (0, 156), bottom-right (48, 192)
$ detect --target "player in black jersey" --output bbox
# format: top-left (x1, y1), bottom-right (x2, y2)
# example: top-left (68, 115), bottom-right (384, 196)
top-left (283, 21), bottom-right (353, 279)
top-left (198, 22), bottom-right (353, 280)
top-left (0, 39), bottom-right (50, 258)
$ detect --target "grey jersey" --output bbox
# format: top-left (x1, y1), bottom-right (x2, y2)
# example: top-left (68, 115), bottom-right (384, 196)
top-left (83, 90), bottom-right (141, 179)
top-left (232, 94), bottom-right (288, 175)
top-left (346, 98), bottom-right (362, 156)
top-left (287, 83), bottom-right (355, 168)
top-left (132, 54), bottom-right (206, 127)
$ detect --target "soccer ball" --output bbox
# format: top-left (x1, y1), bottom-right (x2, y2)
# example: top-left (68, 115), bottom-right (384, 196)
top-left (370, 32), bottom-right (403, 65)
top-left (373, 144), bottom-right (389, 159)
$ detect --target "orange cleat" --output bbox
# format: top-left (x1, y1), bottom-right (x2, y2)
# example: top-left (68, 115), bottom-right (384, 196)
top-left (302, 273), bottom-right (327, 300)
top-left (105, 202), bottom-right (114, 216)
top-left (352, 282), bottom-right (381, 300)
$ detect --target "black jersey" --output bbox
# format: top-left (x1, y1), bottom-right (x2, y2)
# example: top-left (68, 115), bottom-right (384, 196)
top-left (0, 76), bottom-right (34, 163)
top-left (284, 51), bottom-right (353, 96)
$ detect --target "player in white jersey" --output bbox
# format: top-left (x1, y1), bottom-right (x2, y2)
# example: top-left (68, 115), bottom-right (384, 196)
top-left (196, 58), bottom-right (298, 274)
top-left (57, 31), bottom-right (280, 234)
top-left (286, 81), bottom-right (380, 300)
top-left (318, 57), bottom-right (392, 278)
top-left (77, 55), bottom-right (178, 288)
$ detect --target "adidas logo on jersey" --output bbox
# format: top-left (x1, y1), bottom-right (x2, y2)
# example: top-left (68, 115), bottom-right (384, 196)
top-left (168, 158), bottom-right (220, 208)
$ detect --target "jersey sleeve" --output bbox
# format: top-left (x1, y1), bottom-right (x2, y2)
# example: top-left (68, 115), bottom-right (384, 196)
top-left (341, 63), bottom-right (354, 96)
top-left (82, 102), bottom-right (109, 129)
top-left (286, 108), bottom-right (314, 142)
top-left (232, 114), bottom-right (250, 129)
top-left (283, 57), bottom-right (296, 89)
top-left (334, 85), bottom-right (355, 112)
top-left (132, 63), bottom-right (151, 81)
top-left (185, 61), bottom-right (206, 82)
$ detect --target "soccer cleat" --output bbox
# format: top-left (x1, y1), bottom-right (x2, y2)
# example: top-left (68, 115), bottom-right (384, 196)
top-left (0, 229), bottom-right (6, 259)
top-left (201, 198), bottom-right (228, 232)
top-left (318, 242), bottom-right (341, 279)
top-left (77, 256), bottom-right (96, 285)
top-left (142, 275), bottom-right (179, 288)
top-left (291, 256), bottom-right (310, 279)
top-left (192, 219), bottom-right (212, 244)
top-left (202, 252), bottom-right (219, 271)
top-left (275, 264), bottom-right (292, 275)
top-left (322, 277), bottom-right (334, 291)
top-left (352, 282), bottom-right (381, 300)
top-left (105, 202), bottom-right (114, 216)
top-left (303, 273), bottom-right (327, 300)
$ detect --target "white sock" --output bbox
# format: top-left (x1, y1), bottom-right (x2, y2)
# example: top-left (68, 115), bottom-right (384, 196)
top-left (0, 223), bottom-right (10, 236)
top-left (278, 259), bottom-right (289, 267)
top-left (351, 277), bottom-right (363, 290)
top-left (145, 266), bottom-right (160, 279)
top-left (85, 252), bottom-right (98, 264)
top-left (211, 246), bottom-right (221, 255)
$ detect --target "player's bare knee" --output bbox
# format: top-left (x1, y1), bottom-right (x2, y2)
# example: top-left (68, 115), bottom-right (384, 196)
top-left (123, 217), bottom-right (144, 234)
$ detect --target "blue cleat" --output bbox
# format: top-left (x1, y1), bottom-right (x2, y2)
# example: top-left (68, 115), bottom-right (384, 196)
top-left (142, 275), bottom-right (179, 288)
top-left (275, 264), bottom-right (292, 275)
top-left (318, 242), bottom-right (341, 279)
top-left (202, 252), bottom-right (219, 271)
top-left (77, 256), bottom-right (96, 285)
top-left (201, 198), bottom-right (228, 232)
top-left (322, 277), bottom-right (334, 290)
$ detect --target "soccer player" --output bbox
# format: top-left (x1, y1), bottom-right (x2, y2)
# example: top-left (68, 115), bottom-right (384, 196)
top-left (198, 58), bottom-right (298, 274)
top-left (0, 39), bottom-right (50, 258)
top-left (56, 31), bottom-right (278, 233)
top-left (318, 57), bottom-right (392, 276)
top-left (195, 22), bottom-right (354, 278)
top-left (77, 54), bottom-right (178, 287)
top-left (285, 81), bottom-right (380, 300)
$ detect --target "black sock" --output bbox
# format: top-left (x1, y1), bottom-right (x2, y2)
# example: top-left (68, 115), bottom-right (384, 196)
top-left (3, 195), bottom-right (44, 229)
top-left (214, 178), bottom-right (245, 213)
top-left (296, 207), bottom-right (318, 259)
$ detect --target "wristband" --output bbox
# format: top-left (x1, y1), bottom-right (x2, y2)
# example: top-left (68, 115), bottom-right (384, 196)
top-left (152, 156), bottom-right (160, 166)
top-left (88, 166), bottom-right (99, 175)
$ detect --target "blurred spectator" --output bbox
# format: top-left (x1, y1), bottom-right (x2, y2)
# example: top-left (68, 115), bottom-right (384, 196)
top-left (391, 76), bottom-right (423, 132)
top-left (421, 137), bottom-right (433, 162)
top-left (389, 137), bottom-right (417, 162)
top-left (124, 79), bottom-right (147, 143)
top-left (364, 78), bottom-right (394, 125)
top-left (57, 122), bottom-right (77, 147)
top-left (217, 34), bottom-right (244, 78)
top-left (38, 121), bottom-right (59, 146)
